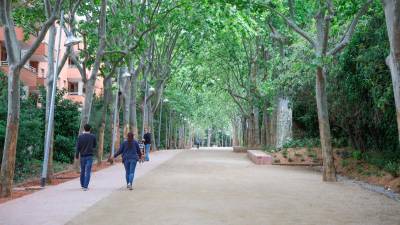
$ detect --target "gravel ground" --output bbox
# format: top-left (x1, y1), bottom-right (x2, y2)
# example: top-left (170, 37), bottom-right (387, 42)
top-left (67, 149), bottom-right (400, 225)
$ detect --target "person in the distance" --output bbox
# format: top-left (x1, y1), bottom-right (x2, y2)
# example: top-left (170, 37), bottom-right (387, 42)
top-left (143, 128), bottom-right (152, 161)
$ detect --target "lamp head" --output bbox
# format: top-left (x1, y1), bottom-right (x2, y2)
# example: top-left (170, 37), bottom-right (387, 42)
top-left (64, 34), bottom-right (81, 47)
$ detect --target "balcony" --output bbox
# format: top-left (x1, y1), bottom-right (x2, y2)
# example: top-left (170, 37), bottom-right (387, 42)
top-left (0, 61), bottom-right (38, 88)
top-left (0, 27), bottom-right (48, 61)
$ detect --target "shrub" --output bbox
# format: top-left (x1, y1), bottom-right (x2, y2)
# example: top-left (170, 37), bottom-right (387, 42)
top-left (352, 150), bottom-right (362, 160)
top-left (341, 159), bottom-right (349, 168)
top-left (384, 161), bottom-right (400, 177)
top-left (282, 149), bottom-right (288, 158)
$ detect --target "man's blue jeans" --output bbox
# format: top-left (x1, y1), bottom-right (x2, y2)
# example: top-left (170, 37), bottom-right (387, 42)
top-left (80, 156), bottom-right (93, 188)
top-left (123, 160), bottom-right (137, 185)
top-left (145, 144), bottom-right (150, 161)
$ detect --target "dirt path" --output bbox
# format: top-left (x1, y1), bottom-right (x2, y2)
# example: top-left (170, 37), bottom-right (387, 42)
top-left (67, 149), bottom-right (400, 225)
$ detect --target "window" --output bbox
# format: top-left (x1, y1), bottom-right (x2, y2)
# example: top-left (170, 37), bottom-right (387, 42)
top-left (68, 58), bottom-right (76, 68)
top-left (68, 82), bottom-right (79, 94)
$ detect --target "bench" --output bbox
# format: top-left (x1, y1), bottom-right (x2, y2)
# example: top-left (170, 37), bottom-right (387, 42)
top-left (247, 150), bottom-right (273, 165)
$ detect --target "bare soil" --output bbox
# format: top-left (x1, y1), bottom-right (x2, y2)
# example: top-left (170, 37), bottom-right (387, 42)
top-left (272, 147), bottom-right (400, 193)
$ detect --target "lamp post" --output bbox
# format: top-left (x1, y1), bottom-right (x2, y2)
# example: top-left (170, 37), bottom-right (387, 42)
top-left (41, 11), bottom-right (81, 187)
top-left (111, 67), bottom-right (130, 157)
top-left (158, 98), bottom-right (168, 149)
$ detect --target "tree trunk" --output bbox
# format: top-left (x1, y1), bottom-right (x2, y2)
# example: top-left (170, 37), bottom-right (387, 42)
top-left (129, 70), bottom-right (138, 136)
top-left (254, 107), bottom-right (260, 146)
top-left (316, 66), bottom-right (336, 181)
top-left (79, 78), bottom-right (96, 132)
top-left (122, 75), bottom-right (131, 138)
top-left (207, 128), bottom-right (212, 147)
top-left (248, 112), bottom-right (256, 147)
top-left (262, 101), bottom-right (269, 146)
top-left (0, 68), bottom-right (20, 197)
top-left (97, 77), bottom-right (111, 164)
top-left (382, 0), bottom-right (400, 143)
top-left (241, 116), bottom-right (247, 146)
top-left (232, 118), bottom-right (239, 146)
top-left (269, 99), bottom-right (277, 147)
top-left (78, 0), bottom-right (107, 132)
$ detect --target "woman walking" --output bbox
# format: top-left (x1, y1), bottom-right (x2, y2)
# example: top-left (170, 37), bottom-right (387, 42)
top-left (110, 132), bottom-right (142, 190)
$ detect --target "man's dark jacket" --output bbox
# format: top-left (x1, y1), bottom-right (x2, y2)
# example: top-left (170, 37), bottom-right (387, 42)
top-left (76, 133), bottom-right (97, 158)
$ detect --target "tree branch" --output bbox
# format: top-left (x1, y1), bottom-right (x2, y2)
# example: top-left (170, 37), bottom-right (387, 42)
top-left (327, 0), bottom-right (372, 56)
top-left (257, 2), bottom-right (317, 49)
top-left (19, 0), bottom-right (63, 68)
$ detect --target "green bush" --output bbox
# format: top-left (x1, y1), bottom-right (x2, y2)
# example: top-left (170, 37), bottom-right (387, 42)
top-left (0, 71), bottom-right (80, 180)
top-left (341, 159), bottom-right (349, 168)
top-left (384, 161), bottom-right (400, 177)
top-left (282, 149), bottom-right (288, 158)
top-left (352, 150), bottom-right (362, 161)
top-left (282, 138), bottom-right (320, 148)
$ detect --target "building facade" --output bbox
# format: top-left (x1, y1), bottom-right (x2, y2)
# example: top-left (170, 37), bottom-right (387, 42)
top-left (0, 26), bottom-right (103, 104)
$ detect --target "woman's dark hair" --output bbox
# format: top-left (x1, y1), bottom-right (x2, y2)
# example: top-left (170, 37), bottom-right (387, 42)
top-left (127, 132), bottom-right (134, 148)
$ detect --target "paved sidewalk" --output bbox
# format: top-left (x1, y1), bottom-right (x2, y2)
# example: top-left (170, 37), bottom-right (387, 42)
top-left (0, 150), bottom-right (182, 225)
top-left (67, 150), bottom-right (400, 225)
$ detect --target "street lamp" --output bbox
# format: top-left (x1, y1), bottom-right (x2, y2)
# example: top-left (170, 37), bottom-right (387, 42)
top-left (41, 11), bottom-right (81, 187)
top-left (64, 35), bottom-right (81, 47)
top-left (158, 98), bottom-right (168, 149)
top-left (111, 67), bottom-right (130, 157)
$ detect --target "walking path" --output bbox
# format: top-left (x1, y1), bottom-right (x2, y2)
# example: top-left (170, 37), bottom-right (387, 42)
top-left (0, 150), bottom-right (182, 225)
top-left (67, 149), bottom-right (400, 225)
top-left (1, 148), bottom-right (400, 225)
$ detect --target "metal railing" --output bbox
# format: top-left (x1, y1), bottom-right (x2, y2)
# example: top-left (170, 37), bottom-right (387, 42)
top-left (0, 60), bottom-right (38, 74)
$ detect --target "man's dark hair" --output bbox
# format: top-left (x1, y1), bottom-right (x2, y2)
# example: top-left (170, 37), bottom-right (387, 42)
top-left (84, 124), bottom-right (91, 132)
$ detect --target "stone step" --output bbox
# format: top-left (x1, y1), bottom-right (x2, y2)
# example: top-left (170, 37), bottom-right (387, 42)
top-left (247, 150), bottom-right (273, 165)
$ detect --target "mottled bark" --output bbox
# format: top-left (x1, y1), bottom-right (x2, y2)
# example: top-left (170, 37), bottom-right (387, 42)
top-left (254, 107), bottom-right (261, 146)
top-left (79, 0), bottom-right (107, 132)
top-left (121, 74), bottom-right (131, 138)
top-left (207, 128), bottom-right (212, 147)
top-left (382, 0), bottom-right (400, 143)
top-left (316, 67), bottom-right (336, 181)
top-left (0, 69), bottom-right (20, 197)
top-left (97, 77), bottom-right (112, 164)
top-left (0, 0), bottom-right (61, 197)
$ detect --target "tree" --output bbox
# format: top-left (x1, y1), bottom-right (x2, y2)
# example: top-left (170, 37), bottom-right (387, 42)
top-left (261, 0), bottom-right (372, 181)
top-left (382, 0), bottom-right (400, 143)
top-left (0, 0), bottom-right (62, 197)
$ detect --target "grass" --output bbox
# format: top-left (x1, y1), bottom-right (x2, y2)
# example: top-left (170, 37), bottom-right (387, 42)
top-left (14, 160), bottom-right (71, 184)
top-left (341, 159), bottom-right (349, 168)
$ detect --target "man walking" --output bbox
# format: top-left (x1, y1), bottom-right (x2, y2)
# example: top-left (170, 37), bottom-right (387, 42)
top-left (143, 128), bottom-right (152, 161)
top-left (76, 124), bottom-right (97, 191)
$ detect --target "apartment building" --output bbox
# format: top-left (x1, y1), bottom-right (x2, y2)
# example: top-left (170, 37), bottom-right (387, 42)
top-left (0, 26), bottom-right (103, 104)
